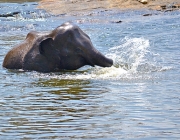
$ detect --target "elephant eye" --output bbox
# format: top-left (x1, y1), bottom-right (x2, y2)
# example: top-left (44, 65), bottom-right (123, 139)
top-left (76, 47), bottom-right (83, 54)
top-left (39, 43), bottom-right (43, 53)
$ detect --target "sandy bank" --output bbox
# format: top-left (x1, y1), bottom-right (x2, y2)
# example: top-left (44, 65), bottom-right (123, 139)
top-left (38, 0), bottom-right (180, 15)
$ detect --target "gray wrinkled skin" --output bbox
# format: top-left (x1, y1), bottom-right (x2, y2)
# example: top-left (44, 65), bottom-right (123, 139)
top-left (3, 22), bottom-right (113, 72)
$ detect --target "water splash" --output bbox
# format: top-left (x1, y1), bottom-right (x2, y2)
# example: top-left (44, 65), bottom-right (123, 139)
top-left (107, 37), bottom-right (161, 73)
top-left (32, 37), bottom-right (167, 81)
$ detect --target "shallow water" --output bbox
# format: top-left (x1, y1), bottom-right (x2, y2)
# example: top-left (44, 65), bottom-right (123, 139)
top-left (0, 0), bottom-right (39, 2)
top-left (0, 2), bottom-right (180, 139)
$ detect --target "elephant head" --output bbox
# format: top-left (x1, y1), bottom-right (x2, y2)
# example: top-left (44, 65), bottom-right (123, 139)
top-left (3, 22), bottom-right (113, 72)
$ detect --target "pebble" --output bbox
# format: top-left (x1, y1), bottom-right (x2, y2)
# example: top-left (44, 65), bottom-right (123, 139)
top-left (138, 0), bottom-right (148, 4)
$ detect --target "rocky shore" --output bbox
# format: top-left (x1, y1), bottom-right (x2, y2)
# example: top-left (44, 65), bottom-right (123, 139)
top-left (38, 0), bottom-right (180, 15)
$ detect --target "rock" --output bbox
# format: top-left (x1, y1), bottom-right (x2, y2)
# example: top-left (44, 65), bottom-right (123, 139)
top-left (143, 13), bottom-right (152, 16)
top-left (159, 3), bottom-right (180, 11)
top-left (0, 11), bottom-right (20, 18)
top-left (172, 4), bottom-right (180, 9)
top-left (115, 20), bottom-right (122, 23)
top-left (138, 0), bottom-right (148, 4)
top-left (164, 9), bottom-right (174, 12)
top-left (161, 5), bottom-right (166, 10)
top-left (112, 20), bottom-right (122, 23)
top-left (176, 4), bottom-right (180, 8)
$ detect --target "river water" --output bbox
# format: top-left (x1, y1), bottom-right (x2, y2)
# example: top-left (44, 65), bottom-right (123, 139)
top-left (0, 1), bottom-right (180, 139)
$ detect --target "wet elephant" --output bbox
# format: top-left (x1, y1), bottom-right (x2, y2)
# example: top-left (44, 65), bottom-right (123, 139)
top-left (3, 22), bottom-right (113, 72)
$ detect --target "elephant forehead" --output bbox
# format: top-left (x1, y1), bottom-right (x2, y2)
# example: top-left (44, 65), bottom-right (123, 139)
top-left (63, 23), bottom-right (74, 30)
top-left (56, 25), bottom-right (70, 32)
top-left (26, 31), bottom-right (51, 41)
top-left (56, 23), bottom-right (81, 34)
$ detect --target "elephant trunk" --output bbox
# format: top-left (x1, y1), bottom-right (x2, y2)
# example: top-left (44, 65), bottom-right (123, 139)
top-left (88, 49), bottom-right (113, 67)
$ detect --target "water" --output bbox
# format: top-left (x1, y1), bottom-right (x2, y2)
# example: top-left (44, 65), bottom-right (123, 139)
top-left (0, 2), bottom-right (180, 139)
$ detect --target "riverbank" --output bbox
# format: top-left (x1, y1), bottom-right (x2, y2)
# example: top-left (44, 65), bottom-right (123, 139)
top-left (38, 0), bottom-right (180, 15)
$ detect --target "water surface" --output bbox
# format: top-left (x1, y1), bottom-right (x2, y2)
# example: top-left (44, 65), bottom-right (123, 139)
top-left (0, 0), bottom-right (39, 2)
top-left (0, 2), bottom-right (180, 139)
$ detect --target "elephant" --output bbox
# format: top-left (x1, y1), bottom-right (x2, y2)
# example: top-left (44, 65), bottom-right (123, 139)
top-left (3, 22), bottom-right (113, 72)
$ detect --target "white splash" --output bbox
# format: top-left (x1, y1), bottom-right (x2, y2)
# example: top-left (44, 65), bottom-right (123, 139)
top-left (108, 37), bottom-right (154, 72)
top-left (32, 37), bottom-right (166, 80)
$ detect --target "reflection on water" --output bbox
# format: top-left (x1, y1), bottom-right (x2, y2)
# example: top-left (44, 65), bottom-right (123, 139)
top-left (0, 1), bottom-right (180, 139)
top-left (35, 79), bottom-right (91, 98)
top-left (1, 74), bottom-right (113, 139)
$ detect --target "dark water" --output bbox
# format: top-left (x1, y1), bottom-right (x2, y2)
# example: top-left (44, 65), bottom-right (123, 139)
top-left (0, 2), bottom-right (180, 139)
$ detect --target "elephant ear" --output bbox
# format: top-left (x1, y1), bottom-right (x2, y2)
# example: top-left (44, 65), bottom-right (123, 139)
top-left (39, 37), bottom-right (54, 54)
